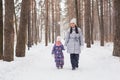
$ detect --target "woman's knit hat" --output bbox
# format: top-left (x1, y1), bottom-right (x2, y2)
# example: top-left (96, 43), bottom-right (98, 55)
top-left (70, 18), bottom-right (77, 24)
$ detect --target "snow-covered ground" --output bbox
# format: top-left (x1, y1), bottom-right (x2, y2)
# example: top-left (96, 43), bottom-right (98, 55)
top-left (0, 42), bottom-right (120, 80)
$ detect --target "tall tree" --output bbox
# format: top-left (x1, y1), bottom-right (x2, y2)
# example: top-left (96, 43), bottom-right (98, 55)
top-left (113, 0), bottom-right (120, 57)
top-left (31, 0), bottom-right (35, 45)
top-left (104, 0), bottom-right (109, 42)
top-left (52, 0), bottom-right (55, 43)
top-left (100, 0), bottom-right (104, 46)
top-left (75, 0), bottom-right (79, 26)
top-left (67, 0), bottom-right (76, 21)
top-left (48, 0), bottom-right (51, 43)
top-left (28, 0), bottom-right (32, 50)
top-left (4, 0), bottom-right (14, 61)
top-left (16, 0), bottom-right (30, 57)
top-left (32, 0), bottom-right (37, 44)
top-left (55, 0), bottom-right (60, 38)
top-left (77, 0), bottom-right (82, 28)
top-left (0, 0), bottom-right (3, 59)
top-left (93, 0), bottom-right (100, 41)
top-left (108, 0), bottom-right (113, 41)
top-left (85, 0), bottom-right (91, 47)
top-left (96, 0), bottom-right (104, 46)
top-left (34, 0), bottom-right (37, 44)
top-left (91, 0), bottom-right (94, 44)
top-left (45, 0), bottom-right (48, 46)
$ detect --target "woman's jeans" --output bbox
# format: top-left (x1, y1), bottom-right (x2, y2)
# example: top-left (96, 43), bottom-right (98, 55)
top-left (70, 54), bottom-right (79, 68)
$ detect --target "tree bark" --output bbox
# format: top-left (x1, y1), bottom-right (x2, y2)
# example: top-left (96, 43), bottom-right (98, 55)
top-left (28, 0), bottom-right (32, 50)
top-left (85, 0), bottom-right (91, 48)
top-left (91, 0), bottom-right (94, 44)
top-left (4, 0), bottom-right (14, 61)
top-left (78, 0), bottom-right (82, 28)
top-left (48, 1), bottom-right (51, 43)
top-left (56, 0), bottom-right (60, 37)
top-left (100, 0), bottom-right (104, 46)
top-left (103, 0), bottom-right (109, 42)
top-left (52, 0), bottom-right (55, 43)
top-left (0, 0), bottom-right (3, 59)
top-left (75, 0), bottom-right (79, 26)
top-left (113, 0), bottom-right (120, 57)
top-left (33, 0), bottom-right (37, 44)
top-left (16, 0), bottom-right (29, 57)
top-left (108, 0), bottom-right (113, 41)
top-left (45, 0), bottom-right (48, 46)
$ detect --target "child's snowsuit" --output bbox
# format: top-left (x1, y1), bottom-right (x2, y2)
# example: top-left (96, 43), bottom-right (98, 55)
top-left (52, 43), bottom-right (65, 68)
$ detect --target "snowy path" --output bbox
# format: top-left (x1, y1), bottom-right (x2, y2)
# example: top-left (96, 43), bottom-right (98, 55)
top-left (0, 43), bottom-right (120, 80)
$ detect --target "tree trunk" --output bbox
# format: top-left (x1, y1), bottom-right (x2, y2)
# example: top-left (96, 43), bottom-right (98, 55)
top-left (103, 0), bottom-right (109, 42)
top-left (113, 0), bottom-right (120, 57)
top-left (48, 1), bottom-right (51, 43)
top-left (96, 0), bottom-right (101, 39)
top-left (28, 11), bottom-right (31, 50)
top-left (67, 0), bottom-right (76, 21)
top-left (16, 0), bottom-right (29, 57)
top-left (108, 0), bottom-right (113, 41)
top-left (4, 0), bottom-right (14, 61)
top-left (0, 0), bottom-right (3, 59)
top-left (52, 0), bottom-right (55, 43)
top-left (31, 0), bottom-right (35, 45)
top-left (45, 0), bottom-right (48, 46)
top-left (56, 0), bottom-right (60, 36)
top-left (39, 3), bottom-right (43, 43)
top-left (75, 0), bottom-right (79, 26)
top-left (33, 0), bottom-right (37, 44)
top-left (91, 0), bottom-right (94, 44)
top-left (100, 0), bottom-right (104, 46)
top-left (85, 0), bottom-right (91, 48)
top-left (78, 0), bottom-right (82, 28)
top-left (28, 0), bottom-right (32, 50)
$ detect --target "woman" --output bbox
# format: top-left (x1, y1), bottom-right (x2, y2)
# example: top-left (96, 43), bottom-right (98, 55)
top-left (65, 18), bottom-right (84, 70)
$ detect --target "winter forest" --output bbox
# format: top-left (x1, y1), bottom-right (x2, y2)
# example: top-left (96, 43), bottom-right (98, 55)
top-left (0, 0), bottom-right (120, 80)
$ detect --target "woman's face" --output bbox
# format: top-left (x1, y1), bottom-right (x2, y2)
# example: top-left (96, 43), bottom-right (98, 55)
top-left (70, 23), bottom-right (76, 28)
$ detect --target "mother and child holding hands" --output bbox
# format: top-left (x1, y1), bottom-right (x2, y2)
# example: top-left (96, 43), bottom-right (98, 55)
top-left (52, 18), bottom-right (84, 70)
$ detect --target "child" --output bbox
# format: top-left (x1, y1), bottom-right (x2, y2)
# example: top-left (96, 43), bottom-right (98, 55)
top-left (52, 36), bottom-right (65, 69)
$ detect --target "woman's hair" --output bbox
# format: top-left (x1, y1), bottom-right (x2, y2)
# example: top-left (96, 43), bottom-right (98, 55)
top-left (70, 26), bottom-right (79, 34)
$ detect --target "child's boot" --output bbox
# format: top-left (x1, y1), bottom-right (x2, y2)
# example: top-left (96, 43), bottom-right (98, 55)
top-left (60, 65), bottom-right (63, 69)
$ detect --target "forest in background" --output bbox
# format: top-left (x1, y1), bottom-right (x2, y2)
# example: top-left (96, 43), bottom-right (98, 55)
top-left (0, 0), bottom-right (120, 62)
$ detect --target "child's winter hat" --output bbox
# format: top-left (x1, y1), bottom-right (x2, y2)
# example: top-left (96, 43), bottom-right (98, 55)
top-left (70, 18), bottom-right (77, 24)
top-left (56, 36), bottom-right (61, 41)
